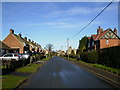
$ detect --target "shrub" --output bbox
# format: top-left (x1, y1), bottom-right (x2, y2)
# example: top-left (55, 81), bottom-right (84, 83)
top-left (80, 46), bottom-right (120, 69)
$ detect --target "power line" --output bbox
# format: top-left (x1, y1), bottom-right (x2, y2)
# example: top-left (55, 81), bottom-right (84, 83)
top-left (69, 0), bottom-right (114, 39)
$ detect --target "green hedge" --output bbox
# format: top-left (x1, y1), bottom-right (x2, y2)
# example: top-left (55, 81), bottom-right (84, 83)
top-left (80, 46), bottom-right (120, 69)
top-left (81, 51), bottom-right (98, 63)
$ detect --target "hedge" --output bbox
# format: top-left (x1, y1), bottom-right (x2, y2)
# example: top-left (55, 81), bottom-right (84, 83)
top-left (80, 46), bottom-right (120, 69)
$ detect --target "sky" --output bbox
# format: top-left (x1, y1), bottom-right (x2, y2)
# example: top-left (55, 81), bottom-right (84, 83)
top-left (1, 1), bottom-right (118, 51)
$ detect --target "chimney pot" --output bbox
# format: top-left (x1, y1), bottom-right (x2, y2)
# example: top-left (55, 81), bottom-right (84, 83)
top-left (32, 41), bottom-right (34, 43)
top-left (97, 26), bottom-right (103, 35)
top-left (28, 39), bottom-right (31, 42)
top-left (24, 37), bottom-right (27, 40)
top-left (10, 28), bottom-right (14, 34)
top-left (113, 28), bottom-right (117, 35)
top-left (18, 33), bottom-right (22, 37)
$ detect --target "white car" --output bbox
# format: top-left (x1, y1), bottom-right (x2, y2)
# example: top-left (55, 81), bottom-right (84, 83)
top-left (0, 53), bottom-right (22, 61)
top-left (20, 53), bottom-right (30, 59)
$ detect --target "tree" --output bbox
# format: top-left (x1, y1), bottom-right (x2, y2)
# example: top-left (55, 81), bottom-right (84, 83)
top-left (78, 36), bottom-right (88, 53)
top-left (45, 44), bottom-right (54, 56)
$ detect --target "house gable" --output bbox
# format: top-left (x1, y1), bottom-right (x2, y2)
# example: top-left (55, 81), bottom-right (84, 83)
top-left (101, 30), bottom-right (119, 39)
top-left (2, 34), bottom-right (24, 48)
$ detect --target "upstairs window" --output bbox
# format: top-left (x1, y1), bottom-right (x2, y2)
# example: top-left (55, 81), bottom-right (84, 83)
top-left (106, 40), bottom-right (109, 44)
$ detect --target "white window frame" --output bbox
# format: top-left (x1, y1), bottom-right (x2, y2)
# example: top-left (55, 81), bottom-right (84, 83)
top-left (106, 39), bottom-right (109, 44)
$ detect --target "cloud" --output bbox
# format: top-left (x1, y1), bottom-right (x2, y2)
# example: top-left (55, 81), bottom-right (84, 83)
top-left (29, 20), bottom-right (106, 30)
top-left (44, 6), bottom-right (104, 18)
top-left (43, 2), bottom-right (118, 19)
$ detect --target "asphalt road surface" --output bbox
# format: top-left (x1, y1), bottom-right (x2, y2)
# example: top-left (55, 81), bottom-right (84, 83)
top-left (19, 56), bottom-right (113, 88)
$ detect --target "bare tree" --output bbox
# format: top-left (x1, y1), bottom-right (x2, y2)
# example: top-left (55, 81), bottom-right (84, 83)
top-left (45, 44), bottom-right (54, 56)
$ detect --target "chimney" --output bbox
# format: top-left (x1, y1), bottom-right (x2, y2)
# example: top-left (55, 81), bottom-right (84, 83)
top-left (28, 39), bottom-right (31, 42)
top-left (113, 28), bottom-right (117, 35)
top-left (97, 26), bottom-right (103, 35)
top-left (24, 37), bottom-right (27, 40)
top-left (32, 41), bottom-right (34, 44)
top-left (10, 28), bottom-right (14, 34)
top-left (18, 33), bottom-right (22, 38)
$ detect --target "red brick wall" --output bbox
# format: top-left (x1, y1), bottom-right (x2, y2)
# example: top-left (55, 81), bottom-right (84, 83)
top-left (3, 34), bottom-right (24, 53)
top-left (100, 39), bottom-right (120, 49)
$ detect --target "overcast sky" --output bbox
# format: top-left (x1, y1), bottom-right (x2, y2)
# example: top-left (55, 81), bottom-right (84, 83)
top-left (2, 2), bottom-right (118, 51)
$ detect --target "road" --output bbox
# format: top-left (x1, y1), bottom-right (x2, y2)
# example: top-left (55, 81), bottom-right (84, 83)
top-left (19, 56), bottom-right (113, 88)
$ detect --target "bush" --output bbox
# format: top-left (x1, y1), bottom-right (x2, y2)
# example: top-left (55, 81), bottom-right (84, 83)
top-left (87, 51), bottom-right (98, 63)
top-left (80, 51), bottom-right (98, 63)
top-left (98, 46), bottom-right (120, 68)
top-left (80, 46), bottom-right (120, 69)
top-left (69, 54), bottom-right (77, 58)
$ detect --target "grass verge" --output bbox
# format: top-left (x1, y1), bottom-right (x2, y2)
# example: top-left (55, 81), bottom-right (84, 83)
top-left (42, 56), bottom-right (51, 61)
top-left (92, 64), bottom-right (120, 75)
top-left (2, 75), bottom-right (26, 88)
top-left (2, 56), bottom-right (51, 89)
top-left (16, 63), bottom-right (42, 73)
top-left (65, 57), bottom-right (120, 75)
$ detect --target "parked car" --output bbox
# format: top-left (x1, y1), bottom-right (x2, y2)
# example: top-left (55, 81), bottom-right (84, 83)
top-left (20, 53), bottom-right (30, 59)
top-left (0, 53), bottom-right (23, 61)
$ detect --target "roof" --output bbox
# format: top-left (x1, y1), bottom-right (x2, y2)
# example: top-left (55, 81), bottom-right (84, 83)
top-left (91, 34), bottom-right (98, 40)
top-left (91, 29), bottom-right (110, 41)
top-left (95, 29), bottom-right (109, 40)
top-left (88, 37), bottom-right (91, 40)
top-left (0, 41), bottom-right (10, 49)
top-left (14, 34), bottom-right (29, 45)
top-left (14, 34), bottom-right (41, 49)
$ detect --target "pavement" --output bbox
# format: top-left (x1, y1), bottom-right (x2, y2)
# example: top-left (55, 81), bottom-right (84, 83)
top-left (18, 56), bottom-right (116, 88)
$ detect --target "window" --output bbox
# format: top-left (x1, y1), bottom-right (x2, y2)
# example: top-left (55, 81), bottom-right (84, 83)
top-left (92, 41), bottom-right (94, 46)
top-left (14, 54), bottom-right (19, 57)
top-left (106, 40), bottom-right (109, 44)
top-left (4, 54), bottom-right (13, 57)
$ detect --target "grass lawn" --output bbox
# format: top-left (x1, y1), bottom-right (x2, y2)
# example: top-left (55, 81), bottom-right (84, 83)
top-left (17, 56), bottom-right (51, 73)
top-left (2, 56), bottom-right (51, 89)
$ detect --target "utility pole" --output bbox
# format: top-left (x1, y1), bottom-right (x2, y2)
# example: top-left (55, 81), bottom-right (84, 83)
top-left (61, 46), bottom-right (63, 56)
top-left (61, 46), bottom-right (63, 51)
top-left (67, 38), bottom-right (69, 58)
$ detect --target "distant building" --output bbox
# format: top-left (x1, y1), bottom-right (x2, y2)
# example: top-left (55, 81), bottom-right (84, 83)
top-left (67, 46), bottom-right (72, 55)
top-left (66, 46), bottom-right (76, 54)
top-left (73, 48), bottom-right (77, 54)
top-left (43, 49), bottom-right (49, 55)
top-left (87, 27), bottom-right (120, 51)
top-left (57, 50), bottom-right (65, 56)
top-left (2, 29), bottom-right (42, 53)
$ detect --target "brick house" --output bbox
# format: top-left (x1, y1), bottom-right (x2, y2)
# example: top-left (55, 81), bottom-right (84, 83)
top-left (0, 41), bottom-right (10, 56)
top-left (2, 29), bottom-right (42, 53)
top-left (87, 27), bottom-right (120, 51)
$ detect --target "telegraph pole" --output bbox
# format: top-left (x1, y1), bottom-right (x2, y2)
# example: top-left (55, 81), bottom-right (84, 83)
top-left (61, 46), bottom-right (63, 51)
top-left (67, 38), bottom-right (69, 58)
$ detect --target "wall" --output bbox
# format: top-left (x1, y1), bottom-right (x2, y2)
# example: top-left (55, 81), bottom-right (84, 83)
top-left (100, 39), bottom-right (120, 49)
